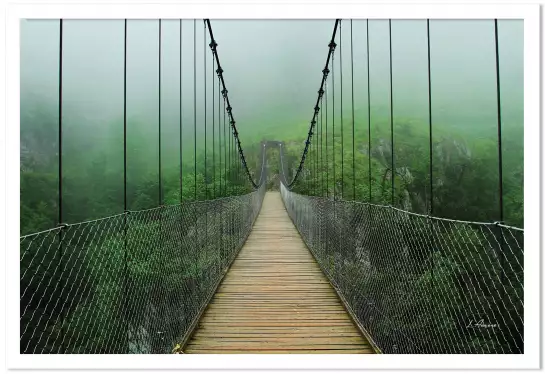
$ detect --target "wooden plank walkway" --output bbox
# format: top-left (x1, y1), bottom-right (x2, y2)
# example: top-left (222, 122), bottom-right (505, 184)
top-left (185, 192), bottom-right (374, 354)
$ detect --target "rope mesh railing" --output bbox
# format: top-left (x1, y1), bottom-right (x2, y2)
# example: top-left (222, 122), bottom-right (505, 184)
top-left (20, 18), bottom-right (268, 354)
top-left (280, 184), bottom-right (523, 354)
top-left (20, 183), bottom-right (266, 354)
top-left (277, 18), bottom-right (523, 354)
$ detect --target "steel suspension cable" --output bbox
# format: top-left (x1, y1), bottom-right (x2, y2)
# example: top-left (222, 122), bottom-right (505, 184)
top-left (389, 19), bottom-right (394, 206)
top-left (223, 90), bottom-right (227, 195)
top-left (57, 17), bottom-right (64, 353)
top-left (228, 107), bottom-right (231, 193)
top-left (367, 19), bottom-right (371, 203)
top-left (332, 49), bottom-right (336, 200)
top-left (217, 60), bottom-right (221, 197)
top-left (157, 19), bottom-right (164, 337)
top-left (203, 23), bottom-right (208, 200)
top-left (284, 19), bottom-right (339, 189)
top-left (320, 95), bottom-right (324, 197)
top-left (312, 107), bottom-right (320, 196)
top-left (205, 19), bottom-right (259, 189)
top-left (159, 19), bottom-right (162, 206)
top-left (427, 19), bottom-right (433, 215)
top-left (351, 19), bottom-right (355, 201)
top-left (212, 48), bottom-right (216, 199)
top-left (123, 19), bottom-right (128, 222)
top-left (193, 19), bottom-right (197, 201)
top-left (325, 80), bottom-right (329, 198)
top-left (123, 18), bottom-right (128, 352)
top-left (494, 18), bottom-right (507, 289)
top-left (312, 132), bottom-right (315, 194)
top-left (340, 20), bottom-right (344, 199)
top-left (236, 131), bottom-right (240, 187)
top-left (426, 17), bottom-right (436, 296)
top-left (203, 22), bottom-right (209, 274)
top-left (494, 19), bottom-right (504, 223)
top-left (180, 20), bottom-right (183, 203)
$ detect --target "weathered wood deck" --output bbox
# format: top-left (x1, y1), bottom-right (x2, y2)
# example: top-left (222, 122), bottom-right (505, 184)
top-left (185, 192), bottom-right (374, 354)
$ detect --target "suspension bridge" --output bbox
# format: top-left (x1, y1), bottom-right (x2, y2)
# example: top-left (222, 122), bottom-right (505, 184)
top-left (20, 19), bottom-right (524, 354)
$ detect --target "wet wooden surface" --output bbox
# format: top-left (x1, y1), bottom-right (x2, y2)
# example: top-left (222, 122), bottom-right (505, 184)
top-left (185, 192), bottom-right (374, 354)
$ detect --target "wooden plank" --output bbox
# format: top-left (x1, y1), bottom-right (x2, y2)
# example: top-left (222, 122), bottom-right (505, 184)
top-left (184, 192), bottom-right (374, 354)
top-left (188, 349), bottom-right (373, 354)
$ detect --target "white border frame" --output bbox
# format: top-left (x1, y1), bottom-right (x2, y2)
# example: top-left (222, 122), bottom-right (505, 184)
top-left (5, 1), bottom-right (540, 370)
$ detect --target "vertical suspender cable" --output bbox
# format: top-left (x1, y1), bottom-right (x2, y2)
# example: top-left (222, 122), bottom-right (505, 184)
top-left (340, 20), bottom-right (344, 199)
top-left (159, 19), bottom-right (162, 206)
top-left (193, 20), bottom-right (197, 201)
top-left (192, 20), bottom-right (198, 297)
top-left (123, 19), bottom-right (128, 237)
top-left (367, 19), bottom-right (371, 203)
top-left (315, 111), bottom-right (318, 196)
top-left (235, 131), bottom-right (237, 189)
top-left (332, 50), bottom-right (335, 200)
top-left (320, 95), bottom-right (324, 196)
top-left (493, 19), bottom-right (507, 295)
top-left (58, 19), bottom-right (63, 231)
top-left (212, 47), bottom-right (216, 199)
top-left (157, 19), bottom-right (163, 350)
top-left (426, 18), bottom-right (435, 287)
top-left (313, 130), bottom-right (315, 195)
top-left (228, 104), bottom-right (231, 194)
top-left (237, 133), bottom-right (241, 187)
top-left (389, 19), bottom-right (394, 206)
top-left (218, 64), bottom-right (221, 196)
top-left (494, 19), bottom-right (504, 223)
top-left (203, 23), bottom-right (208, 279)
top-left (204, 23), bottom-right (207, 200)
top-left (178, 18), bottom-right (185, 334)
top-left (224, 94), bottom-right (227, 195)
top-left (319, 93), bottom-right (324, 248)
top-left (325, 81), bottom-right (328, 198)
top-left (351, 20), bottom-right (355, 201)
top-left (57, 18), bottom-right (64, 354)
top-left (123, 18), bottom-right (128, 353)
top-left (427, 19), bottom-right (433, 215)
top-left (180, 20), bottom-right (183, 203)
top-left (217, 65), bottom-right (223, 262)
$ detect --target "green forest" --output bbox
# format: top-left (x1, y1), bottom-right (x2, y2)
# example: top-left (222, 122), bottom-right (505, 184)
top-left (19, 18), bottom-right (523, 355)
top-left (21, 99), bottom-right (523, 236)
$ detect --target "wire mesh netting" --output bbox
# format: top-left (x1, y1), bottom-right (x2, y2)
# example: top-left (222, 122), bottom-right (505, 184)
top-left (20, 183), bottom-right (266, 354)
top-left (281, 183), bottom-right (523, 354)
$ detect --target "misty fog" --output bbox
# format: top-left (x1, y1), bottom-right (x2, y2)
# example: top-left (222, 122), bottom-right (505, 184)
top-left (20, 19), bottom-right (523, 230)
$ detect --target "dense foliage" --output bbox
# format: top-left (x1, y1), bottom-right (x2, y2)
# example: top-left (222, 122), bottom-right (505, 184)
top-left (20, 88), bottom-right (522, 353)
top-left (280, 111), bottom-right (524, 353)
top-left (283, 112), bottom-right (523, 228)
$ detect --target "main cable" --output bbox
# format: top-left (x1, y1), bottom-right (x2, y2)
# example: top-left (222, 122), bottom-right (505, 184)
top-left (284, 19), bottom-right (340, 189)
top-left (205, 19), bottom-right (259, 189)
